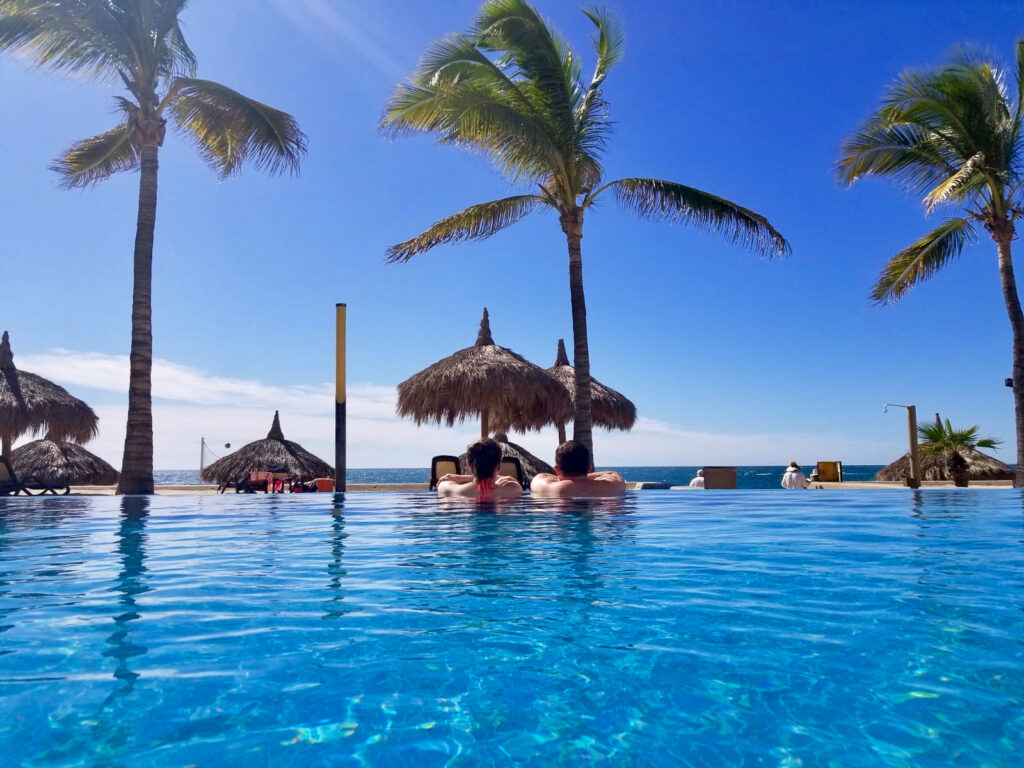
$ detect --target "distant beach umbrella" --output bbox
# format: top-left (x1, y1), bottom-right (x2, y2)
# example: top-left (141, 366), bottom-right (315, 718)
top-left (875, 448), bottom-right (1013, 483)
top-left (199, 411), bottom-right (333, 485)
top-left (397, 309), bottom-right (571, 438)
top-left (0, 331), bottom-right (98, 458)
top-left (11, 432), bottom-right (118, 487)
top-left (545, 338), bottom-right (637, 444)
top-left (459, 431), bottom-right (554, 486)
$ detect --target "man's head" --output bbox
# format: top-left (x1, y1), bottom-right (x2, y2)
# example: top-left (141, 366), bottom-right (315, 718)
top-left (466, 438), bottom-right (502, 480)
top-left (554, 440), bottom-right (591, 478)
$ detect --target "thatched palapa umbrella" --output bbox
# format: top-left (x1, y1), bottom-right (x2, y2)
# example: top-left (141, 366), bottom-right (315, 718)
top-left (459, 431), bottom-right (554, 486)
top-left (397, 309), bottom-right (571, 437)
top-left (11, 432), bottom-right (119, 487)
top-left (0, 331), bottom-right (98, 458)
top-left (876, 449), bottom-right (1014, 483)
top-left (545, 338), bottom-right (636, 444)
top-left (199, 411), bottom-right (333, 486)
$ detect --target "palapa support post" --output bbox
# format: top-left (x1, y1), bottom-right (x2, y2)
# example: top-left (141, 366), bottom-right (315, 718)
top-left (335, 304), bottom-right (347, 492)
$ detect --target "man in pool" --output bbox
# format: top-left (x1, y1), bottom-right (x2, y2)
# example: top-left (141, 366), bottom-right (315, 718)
top-left (530, 440), bottom-right (626, 498)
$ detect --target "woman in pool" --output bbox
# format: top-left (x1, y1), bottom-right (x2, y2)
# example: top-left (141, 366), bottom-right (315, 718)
top-left (436, 438), bottom-right (523, 499)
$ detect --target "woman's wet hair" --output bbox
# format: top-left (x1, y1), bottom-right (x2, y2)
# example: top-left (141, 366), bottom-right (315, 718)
top-left (466, 438), bottom-right (502, 480)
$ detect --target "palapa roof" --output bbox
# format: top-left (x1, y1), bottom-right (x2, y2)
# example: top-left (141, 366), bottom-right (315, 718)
top-left (0, 331), bottom-right (98, 443)
top-left (397, 309), bottom-right (571, 432)
top-left (875, 447), bottom-right (1014, 482)
top-left (199, 411), bottom-right (333, 484)
top-left (459, 432), bottom-right (554, 485)
top-left (11, 432), bottom-right (118, 486)
top-left (546, 338), bottom-right (637, 431)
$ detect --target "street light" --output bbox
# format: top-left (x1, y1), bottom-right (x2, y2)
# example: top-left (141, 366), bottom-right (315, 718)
top-left (883, 403), bottom-right (921, 488)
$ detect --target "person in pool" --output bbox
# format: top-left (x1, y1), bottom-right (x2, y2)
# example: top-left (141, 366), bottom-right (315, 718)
top-left (436, 438), bottom-right (523, 499)
top-left (530, 440), bottom-right (626, 498)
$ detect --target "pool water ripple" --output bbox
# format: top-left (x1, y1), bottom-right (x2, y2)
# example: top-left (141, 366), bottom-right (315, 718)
top-left (0, 491), bottom-right (1023, 765)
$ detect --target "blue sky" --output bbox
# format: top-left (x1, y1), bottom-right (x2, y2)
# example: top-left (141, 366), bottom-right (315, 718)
top-left (2, 0), bottom-right (1022, 469)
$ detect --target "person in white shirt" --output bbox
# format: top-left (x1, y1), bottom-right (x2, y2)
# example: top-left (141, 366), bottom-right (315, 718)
top-left (781, 462), bottom-right (809, 489)
top-left (689, 469), bottom-right (705, 489)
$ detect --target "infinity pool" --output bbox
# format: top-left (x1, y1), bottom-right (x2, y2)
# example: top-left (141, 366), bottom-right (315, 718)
top-left (1, 491), bottom-right (1022, 766)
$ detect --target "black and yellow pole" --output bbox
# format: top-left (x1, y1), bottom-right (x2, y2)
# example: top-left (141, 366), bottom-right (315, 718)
top-left (335, 303), bottom-right (346, 492)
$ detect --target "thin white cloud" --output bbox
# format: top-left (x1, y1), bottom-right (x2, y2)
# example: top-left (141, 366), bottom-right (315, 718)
top-left (15, 350), bottom-right (892, 470)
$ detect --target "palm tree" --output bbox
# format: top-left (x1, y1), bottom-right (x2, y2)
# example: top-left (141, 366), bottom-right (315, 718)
top-left (917, 418), bottom-right (1001, 487)
top-left (838, 43), bottom-right (1024, 486)
top-left (0, 0), bottom-right (306, 494)
top-left (380, 0), bottom-right (789, 460)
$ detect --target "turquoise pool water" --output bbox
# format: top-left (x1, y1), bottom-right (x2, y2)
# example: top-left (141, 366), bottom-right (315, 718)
top-left (0, 491), bottom-right (1022, 766)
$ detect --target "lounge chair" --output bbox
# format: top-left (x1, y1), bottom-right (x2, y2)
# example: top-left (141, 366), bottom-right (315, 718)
top-left (500, 456), bottom-right (526, 487)
top-left (0, 456), bottom-right (56, 496)
top-left (701, 466), bottom-right (738, 489)
top-left (429, 455), bottom-right (461, 491)
top-left (815, 461), bottom-right (843, 482)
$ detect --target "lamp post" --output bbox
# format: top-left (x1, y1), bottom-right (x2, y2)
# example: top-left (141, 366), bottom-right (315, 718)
top-left (884, 403), bottom-right (921, 488)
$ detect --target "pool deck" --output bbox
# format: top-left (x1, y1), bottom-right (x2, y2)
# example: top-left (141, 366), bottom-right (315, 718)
top-left (60, 479), bottom-right (1015, 495)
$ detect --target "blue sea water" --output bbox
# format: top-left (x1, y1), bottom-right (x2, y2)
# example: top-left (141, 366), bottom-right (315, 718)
top-left (168, 465), bottom-right (886, 488)
top-left (1, 491), bottom-right (1022, 766)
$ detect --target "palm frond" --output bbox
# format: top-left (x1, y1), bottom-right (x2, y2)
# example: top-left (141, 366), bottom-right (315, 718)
top-left (575, 6), bottom-right (622, 162)
top-left (871, 217), bottom-right (977, 304)
top-left (918, 419), bottom-right (1001, 453)
top-left (0, 0), bottom-right (133, 79)
top-left (167, 78), bottom-right (306, 177)
top-left (837, 121), bottom-right (958, 195)
top-left (472, 0), bottom-right (582, 151)
top-left (382, 79), bottom-right (564, 185)
top-left (387, 194), bottom-right (543, 263)
top-left (155, 0), bottom-right (196, 77)
top-left (50, 121), bottom-right (140, 188)
top-left (608, 178), bottom-right (790, 257)
top-left (923, 151), bottom-right (987, 213)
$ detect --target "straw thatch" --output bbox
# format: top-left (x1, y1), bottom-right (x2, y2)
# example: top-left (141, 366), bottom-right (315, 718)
top-left (0, 331), bottom-right (98, 451)
top-left (11, 432), bottom-right (118, 486)
top-left (875, 448), bottom-right (1014, 482)
top-left (199, 411), bottom-right (333, 485)
top-left (459, 432), bottom-right (554, 485)
top-left (546, 338), bottom-right (637, 432)
top-left (397, 309), bottom-right (571, 435)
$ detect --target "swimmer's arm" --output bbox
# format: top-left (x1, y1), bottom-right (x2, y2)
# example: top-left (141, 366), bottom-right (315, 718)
top-left (589, 471), bottom-right (626, 491)
top-left (494, 475), bottom-right (523, 496)
top-left (530, 472), bottom-right (559, 496)
top-left (437, 473), bottom-right (472, 484)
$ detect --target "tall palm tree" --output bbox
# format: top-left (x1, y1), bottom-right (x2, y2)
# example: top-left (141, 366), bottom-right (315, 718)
top-left (838, 43), bottom-right (1024, 485)
top-left (918, 418), bottom-right (1001, 487)
top-left (0, 0), bottom-right (306, 493)
top-left (380, 0), bottom-right (789, 460)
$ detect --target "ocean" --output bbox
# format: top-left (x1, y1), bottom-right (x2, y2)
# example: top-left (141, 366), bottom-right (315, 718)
top-left (162, 465), bottom-right (886, 490)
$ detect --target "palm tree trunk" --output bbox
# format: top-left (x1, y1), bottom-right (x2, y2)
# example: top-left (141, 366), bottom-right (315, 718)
top-left (116, 143), bottom-right (158, 495)
top-left (993, 226), bottom-right (1024, 487)
top-left (560, 209), bottom-right (594, 461)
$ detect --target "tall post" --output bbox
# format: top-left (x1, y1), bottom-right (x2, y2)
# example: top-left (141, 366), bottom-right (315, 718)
top-left (335, 304), bottom-right (347, 492)
top-left (907, 405), bottom-right (921, 489)
top-left (199, 437), bottom-right (205, 474)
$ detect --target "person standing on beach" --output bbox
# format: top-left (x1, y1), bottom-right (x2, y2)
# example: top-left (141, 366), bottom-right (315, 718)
top-left (437, 438), bottom-right (522, 499)
top-left (781, 462), bottom-right (810, 489)
top-left (531, 441), bottom-right (626, 498)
